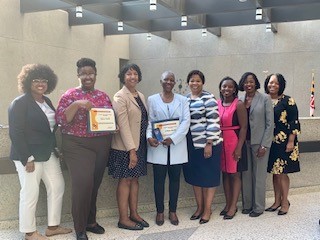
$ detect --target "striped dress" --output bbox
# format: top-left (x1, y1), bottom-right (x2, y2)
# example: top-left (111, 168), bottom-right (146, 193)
top-left (183, 91), bottom-right (223, 187)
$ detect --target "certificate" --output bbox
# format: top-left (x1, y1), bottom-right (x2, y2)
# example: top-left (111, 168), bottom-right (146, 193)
top-left (88, 108), bottom-right (116, 132)
top-left (152, 118), bottom-right (180, 139)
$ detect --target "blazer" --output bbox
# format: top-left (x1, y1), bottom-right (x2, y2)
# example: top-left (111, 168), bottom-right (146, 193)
top-left (111, 85), bottom-right (148, 151)
top-left (8, 93), bottom-right (57, 166)
top-left (239, 91), bottom-right (274, 147)
top-left (147, 93), bottom-right (190, 165)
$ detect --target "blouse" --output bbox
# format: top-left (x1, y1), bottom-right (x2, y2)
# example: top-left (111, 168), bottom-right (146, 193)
top-left (187, 90), bottom-right (222, 148)
top-left (56, 87), bottom-right (112, 137)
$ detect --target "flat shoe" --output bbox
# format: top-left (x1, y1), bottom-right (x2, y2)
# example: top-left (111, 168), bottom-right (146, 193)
top-left (199, 218), bottom-right (209, 224)
top-left (45, 226), bottom-right (72, 236)
top-left (242, 209), bottom-right (252, 214)
top-left (223, 208), bottom-right (238, 220)
top-left (190, 212), bottom-right (202, 220)
top-left (169, 212), bottom-right (179, 226)
top-left (117, 222), bottom-right (144, 231)
top-left (25, 231), bottom-right (48, 240)
top-left (156, 213), bottom-right (164, 226)
top-left (249, 211), bottom-right (263, 217)
top-left (265, 205), bottom-right (281, 212)
top-left (129, 217), bottom-right (149, 227)
top-left (76, 232), bottom-right (88, 240)
top-left (86, 223), bottom-right (105, 234)
top-left (219, 209), bottom-right (228, 216)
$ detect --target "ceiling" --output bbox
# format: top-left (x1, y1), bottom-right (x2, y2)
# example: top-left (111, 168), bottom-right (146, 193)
top-left (20, 0), bottom-right (320, 40)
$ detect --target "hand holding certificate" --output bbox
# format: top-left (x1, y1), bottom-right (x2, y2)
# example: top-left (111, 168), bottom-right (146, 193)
top-left (152, 118), bottom-right (180, 140)
top-left (88, 108), bottom-right (116, 132)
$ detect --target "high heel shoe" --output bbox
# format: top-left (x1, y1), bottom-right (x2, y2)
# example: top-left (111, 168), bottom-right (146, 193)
top-left (265, 205), bottom-right (281, 212)
top-left (219, 209), bottom-right (228, 216)
top-left (278, 201), bottom-right (290, 215)
top-left (223, 208), bottom-right (238, 220)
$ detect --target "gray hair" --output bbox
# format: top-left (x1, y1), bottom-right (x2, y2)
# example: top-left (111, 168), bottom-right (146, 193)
top-left (160, 70), bottom-right (175, 82)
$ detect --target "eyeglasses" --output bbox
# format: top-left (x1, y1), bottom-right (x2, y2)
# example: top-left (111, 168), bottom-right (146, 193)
top-left (162, 78), bottom-right (175, 83)
top-left (32, 79), bottom-right (48, 84)
top-left (78, 73), bottom-right (96, 79)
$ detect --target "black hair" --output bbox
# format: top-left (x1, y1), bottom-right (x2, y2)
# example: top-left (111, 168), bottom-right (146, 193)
top-left (187, 70), bottom-right (205, 84)
top-left (17, 64), bottom-right (58, 94)
top-left (264, 73), bottom-right (286, 96)
top-left (238, 72), bottom-right (260, 91)
top-left (76, 58), bottom-right (97, 74)
top-left (118, 63), bottom-right (142, 84)
top-left (219, 76), bottom-right (239, 100)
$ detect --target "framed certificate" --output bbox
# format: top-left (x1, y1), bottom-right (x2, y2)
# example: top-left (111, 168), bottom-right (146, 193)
top-left (88, 108), bottom-right (116, 132)
top-left (152, 118), bottom-right (180, 139)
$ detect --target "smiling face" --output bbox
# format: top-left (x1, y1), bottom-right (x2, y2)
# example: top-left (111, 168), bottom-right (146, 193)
top-left (124, 68), bottom-right (139, 90)
top-left (31, 79), bottom-right (48, 98)
top-left (267, 75), bottom-right (280, 96)
top-left (188, 74), bottom-right (203, 95)
top-left (243, 74), bottom-right (257, 94)
top-left (78, 66), bottom-right (96, 91)
top-left (161, 73), bottom-right (175, 93)
top-left (220, 80), bottom-right (236, 99)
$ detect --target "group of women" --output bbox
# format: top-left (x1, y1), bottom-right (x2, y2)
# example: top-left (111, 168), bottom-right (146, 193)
top-left (8, 59), bottom-right (300, 240)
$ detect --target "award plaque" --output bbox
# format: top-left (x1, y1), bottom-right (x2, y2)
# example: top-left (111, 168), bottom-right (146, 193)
top-left (152, 118), bottom-right (180, 139)
top-left (88, 108), bottom-right (116, 132)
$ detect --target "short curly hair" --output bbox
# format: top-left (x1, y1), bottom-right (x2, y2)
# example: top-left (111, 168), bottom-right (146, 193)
top-left (76, 58), bottom-right (97, 74)
top-left (238, 72), bottom-right (260, 91)
top-left (187, 70), bottom-right (205, 84)
top-left (17, 64), bottom-right (58, 94)
top-left (118, 63), bottom-right (142, 84)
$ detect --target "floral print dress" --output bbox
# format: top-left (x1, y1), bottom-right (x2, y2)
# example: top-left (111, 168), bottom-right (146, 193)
top-left (267, 95), bottom-right (300, 174)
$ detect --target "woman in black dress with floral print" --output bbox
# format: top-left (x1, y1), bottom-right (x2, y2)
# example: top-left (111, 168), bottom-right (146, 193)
top-left (264, 73), bottom-right (300, 215)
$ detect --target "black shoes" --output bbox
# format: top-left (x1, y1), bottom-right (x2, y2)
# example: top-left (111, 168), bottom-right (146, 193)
top-left (265, 205), bottom-right (281, 212)
top-left (199, 218), bottom-right (209, 224)
top-left (76, 232), bottom-right (88, 240)
top-left (249, 211), bottom-right (263, 217)
top-left (241, 208), bottom-right (252, 214)
top-left (156, 213), bottom-right (164, 226)
top-left (86, 223), bottom-right (105, 234)
top-left (223, 208), bottom-right (238, 220)
top-left (219, 209), bottom-right (228, 216)
top-left (129, 217), bottom-right (150, 227)
top-left (278, 202), bottom-right (290, 215)
top-left (118, 222), bottom-right (144, 230)
top-left (169, 212), bottom-right (179, 226)
top-left (190, 212), bottom-right (202, 220)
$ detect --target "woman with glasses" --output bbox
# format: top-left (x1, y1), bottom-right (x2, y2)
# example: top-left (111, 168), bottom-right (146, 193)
top-left (147, 71), bottom-right (190, 226)
top-left (9, 64), bottom-right (72, 240)
top-left (56, 58), bottom-right (113, 240)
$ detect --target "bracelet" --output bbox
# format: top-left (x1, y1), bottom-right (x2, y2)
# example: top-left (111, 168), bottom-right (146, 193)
top-left (260, 146), bottom-right (266, 150)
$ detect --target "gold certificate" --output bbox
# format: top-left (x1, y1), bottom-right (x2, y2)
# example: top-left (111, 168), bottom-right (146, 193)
top-left (152, 118), bottom-right (180, 139)
top-left (88, 108), bottom-right (116, 132)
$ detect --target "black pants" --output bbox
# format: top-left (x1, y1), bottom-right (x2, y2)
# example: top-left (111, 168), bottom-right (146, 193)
top-left (153, 147), bottom-right (182, 213)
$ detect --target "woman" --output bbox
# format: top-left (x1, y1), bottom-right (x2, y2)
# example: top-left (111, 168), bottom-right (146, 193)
top-left (264, 73), bottom-right (300, 215)
top-left (9, 64), bottom-right (72, 240)
top-left (56, 58), bottom-right (112, 240)
top-left (238, 72), bottom-right (274, 217)
top-left (108, 63), bottom-right (148, 231)
top-left (183, 70), bottom-right (223, 224)
top-left (218, 77), bottom-right (247, 220)
top-left (147, 71), bottom-right (190, 226)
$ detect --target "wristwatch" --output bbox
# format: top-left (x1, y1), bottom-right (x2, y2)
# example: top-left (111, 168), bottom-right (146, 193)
top-left (260, 146), bottom-right (267, 150)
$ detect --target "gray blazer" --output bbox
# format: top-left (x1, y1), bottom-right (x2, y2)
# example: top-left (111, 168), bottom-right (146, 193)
top-left (239, 91), bottom-right (274, 148)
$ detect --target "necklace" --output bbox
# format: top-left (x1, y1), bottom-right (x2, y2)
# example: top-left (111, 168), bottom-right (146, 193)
top-left (160, 92), bottom-right (174, 103)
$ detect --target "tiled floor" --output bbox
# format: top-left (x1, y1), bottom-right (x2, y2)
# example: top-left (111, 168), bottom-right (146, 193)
top-left (1, 189), bottom-right (319, 240)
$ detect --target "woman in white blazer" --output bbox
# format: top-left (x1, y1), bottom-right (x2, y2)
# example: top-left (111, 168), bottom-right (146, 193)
top-left (147, 71), bottom-right (190, 226)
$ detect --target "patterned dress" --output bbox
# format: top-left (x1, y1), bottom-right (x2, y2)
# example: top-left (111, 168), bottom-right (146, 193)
top-left (183, 91), bottom-right (222, 187)
top-left (108, 96), bottom-right (148, 178)
top-left (218, 98), bottom-right (247, 173)
top-left (267, 95), bottom-right (300, 174)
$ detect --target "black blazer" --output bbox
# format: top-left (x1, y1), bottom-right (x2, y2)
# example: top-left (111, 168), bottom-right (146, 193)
top-left (8, 93), bottom-right (57, 166)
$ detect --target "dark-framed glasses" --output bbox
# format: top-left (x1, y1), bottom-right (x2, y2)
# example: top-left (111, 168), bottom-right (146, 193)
top-left (78, 73), bottom-right (96, 79)
top-left (32, 79), bottom-right (48, 84)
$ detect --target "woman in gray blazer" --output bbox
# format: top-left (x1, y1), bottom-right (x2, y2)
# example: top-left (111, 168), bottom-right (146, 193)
top-left (147, 71), bottom-right (190, 226)
top-left (238, 72), bottom-right (274, 217)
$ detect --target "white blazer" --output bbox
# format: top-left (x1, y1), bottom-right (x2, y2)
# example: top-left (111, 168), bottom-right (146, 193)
top-left (147, 93), bottom-right (190, 165)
